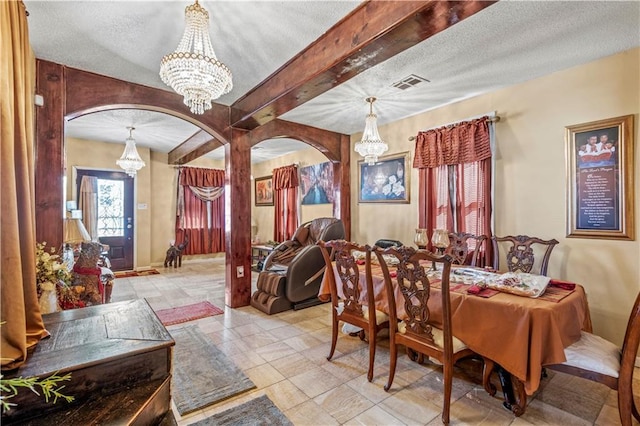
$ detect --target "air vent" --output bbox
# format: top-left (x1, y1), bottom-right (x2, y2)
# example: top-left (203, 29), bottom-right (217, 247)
top-left (392, 74), bottom-right (430, 90)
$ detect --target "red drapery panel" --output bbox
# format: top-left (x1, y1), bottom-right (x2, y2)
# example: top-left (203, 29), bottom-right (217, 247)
top-left (413, 117), bottom-right (491, 168)
top-left (273, 165), bottom-right (299, 242)
top-left (176, 167), bottom-right (225, 254)
top-left (415, 117), bottom-right (493, 266)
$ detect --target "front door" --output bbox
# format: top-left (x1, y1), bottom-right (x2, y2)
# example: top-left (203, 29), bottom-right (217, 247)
top-left (76, 169), bottom-right (134, 271)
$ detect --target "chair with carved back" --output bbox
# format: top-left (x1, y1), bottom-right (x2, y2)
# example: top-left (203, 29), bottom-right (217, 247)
top-left (491, 235), bottom-right (559, 276)
top-left (375, 245), bottom-right (475, 425)
top-left (318, 240), bottom-right (390, 382)
top-left (546, 289), bottom-right (640, 426)
top-left (445, 232), bottom-right (487, 267)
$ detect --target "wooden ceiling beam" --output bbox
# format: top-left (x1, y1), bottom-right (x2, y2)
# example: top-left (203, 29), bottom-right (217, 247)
top-left (230, 0), bottom-right (497, 130)
top-left (168, 129), bottom-right (224, 164)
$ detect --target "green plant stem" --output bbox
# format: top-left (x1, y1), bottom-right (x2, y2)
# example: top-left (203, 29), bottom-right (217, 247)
top-left (0, 372), bottom-right (74, 413)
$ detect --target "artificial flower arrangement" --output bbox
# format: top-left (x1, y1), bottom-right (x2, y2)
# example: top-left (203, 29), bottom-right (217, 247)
top-left (35, 242), bottom-right (84, 310)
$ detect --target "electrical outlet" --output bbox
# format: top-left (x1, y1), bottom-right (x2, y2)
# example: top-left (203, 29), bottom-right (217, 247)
top-left (236, 266), bottom-right (244, 278)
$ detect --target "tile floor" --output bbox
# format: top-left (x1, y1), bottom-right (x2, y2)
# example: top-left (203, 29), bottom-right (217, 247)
top-left (112, 258), bottom-right (635, 425)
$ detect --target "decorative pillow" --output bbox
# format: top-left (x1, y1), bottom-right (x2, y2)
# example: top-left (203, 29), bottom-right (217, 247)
top-left (292, 225), bottom-right (310, 245)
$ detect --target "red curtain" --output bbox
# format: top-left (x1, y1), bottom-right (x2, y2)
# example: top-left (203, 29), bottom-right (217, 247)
top-left (273, 165), bottom-right (299, 242)
top-left (415, 117), bottom-right (493, 265)
top-left (176, 167), bottom-right (225, 254)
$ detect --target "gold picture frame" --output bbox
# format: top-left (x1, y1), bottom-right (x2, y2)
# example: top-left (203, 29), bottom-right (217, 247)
top-left (358, 152), bottom-right (410, 203)
top-left (565, 115), bottom-right (634, 240)
top-left (254, 175), bottom-right (274, 206)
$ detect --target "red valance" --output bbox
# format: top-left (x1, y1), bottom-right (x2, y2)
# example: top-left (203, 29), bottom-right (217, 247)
top-left (179, 167), bottom-right (225, 187)
top-left (413, 116), bottom-right (491, 169)
top-left (273, 164), bottom-right (299, 190)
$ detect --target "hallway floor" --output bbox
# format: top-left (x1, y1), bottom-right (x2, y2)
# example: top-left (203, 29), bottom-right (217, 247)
top-left (111, 258), bottom-right (634, 425)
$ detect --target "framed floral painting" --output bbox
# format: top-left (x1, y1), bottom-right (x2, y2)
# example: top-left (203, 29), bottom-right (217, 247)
top-left (358, 152), bottom-right (410, 203)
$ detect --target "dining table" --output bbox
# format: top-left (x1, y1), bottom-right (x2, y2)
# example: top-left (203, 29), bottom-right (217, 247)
top-left (317, 260), bottom-right (592, 415)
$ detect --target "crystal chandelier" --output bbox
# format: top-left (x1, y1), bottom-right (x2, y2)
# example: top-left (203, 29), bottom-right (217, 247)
top-left (354, 97), bottom-right (388, 165)
top-left (160, 0), bottom-right (233, 115)
top-left (116, 127), bottom-right (145, 177)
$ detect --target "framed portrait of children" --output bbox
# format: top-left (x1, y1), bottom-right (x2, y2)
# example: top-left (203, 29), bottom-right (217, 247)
top-left (565, 115), bottom-right (634, 240)
top-left (254, 176), bottom-right (274, 206)
top-left (358, 152), bottom-right (410, 203)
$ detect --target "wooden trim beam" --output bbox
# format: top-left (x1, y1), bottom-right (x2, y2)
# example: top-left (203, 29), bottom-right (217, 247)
top-left (230, 0), bottom-right (496, 130)
top-left (64, 66), bottom-right (231, 145)
top-left (168, 130), bottom-right (224, 164)
top-left (247, 119), bottom-right (344, 162)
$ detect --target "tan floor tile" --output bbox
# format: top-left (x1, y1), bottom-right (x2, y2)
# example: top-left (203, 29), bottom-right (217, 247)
top-left (285, 400), bottom-right (341, 426)
top-left (255, 341), bottom-right (298, 362)
top-left (313, 384), bottom-right (375, 424)
top-left (343, 405), bottom-right (405, 426)
top-left (517, 398), bottom-right (592, 426)
top-left (290, 366), bottom-right (345, 398)
top-left (245, 362), bottom-right (286, 388)
top-left (263, 380), bottom-right (310, 411)
top-left (378, 388), bottom-right (442, 425)
top-left (270, 352), bottom-right (320, 378)
top-left (283, 332), bottom-right (324, 352)
top-left (595, 402), bottom-right (622, 426)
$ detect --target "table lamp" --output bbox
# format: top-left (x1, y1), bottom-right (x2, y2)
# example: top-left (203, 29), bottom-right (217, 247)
top-left (63, 218), bottom-right (91, 270)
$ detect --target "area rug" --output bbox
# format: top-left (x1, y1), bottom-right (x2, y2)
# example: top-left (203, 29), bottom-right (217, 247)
top-left (170, 326), bottom-right (256, 416)
top-left (155, 301), bottom-right (223, 326)
top-left (114, 269), bottom-right (160, 278)
top-left (190, 395), bottom-right (292, 426)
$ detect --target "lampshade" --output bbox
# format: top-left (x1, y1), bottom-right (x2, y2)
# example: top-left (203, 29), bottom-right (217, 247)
top-left (160, 0), bottom-right (233, 115)
top-left (64, 218), bottom-right (91, 244)
top-left (354, 97), bottom-right (388, 165)
top-left (116, 127), bottom-right (145, 177)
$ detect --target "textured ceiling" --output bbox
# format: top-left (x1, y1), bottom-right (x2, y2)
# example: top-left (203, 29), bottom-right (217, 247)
top-left (24, 0), bottom-right (640, 164)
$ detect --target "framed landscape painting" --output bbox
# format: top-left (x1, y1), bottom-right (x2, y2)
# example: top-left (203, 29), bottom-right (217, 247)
top-left (358, 152), bottom-right (410, 203)
top-left (300, 162), bottom-right (334, 205)
top-left (254, 176), bottom-right (273, 206)
top-left (565, 115), bottom-right (634, 240)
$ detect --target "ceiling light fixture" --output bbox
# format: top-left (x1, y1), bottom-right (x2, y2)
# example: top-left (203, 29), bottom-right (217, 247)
top-left (354, 97), bottom-right (388, 165)
top-left (116, 127), bottom-right (145, 177)
top-left (160, 0), bottom-right (233, 115)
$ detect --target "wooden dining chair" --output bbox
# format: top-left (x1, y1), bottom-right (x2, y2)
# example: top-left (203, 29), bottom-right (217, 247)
top-left (546, 290), bottom-right (640, 426)
top-left (375, 245), bottom-right (475, 425)
top-left (491, 235), bottom-right (559, 276)
top-left (318, 240), bottom-right (390, 382)
top-left (445, 232), bottom-right (487, 267)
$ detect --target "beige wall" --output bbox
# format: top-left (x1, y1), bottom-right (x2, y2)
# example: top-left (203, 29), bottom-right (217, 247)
top-left (351, 48), bottom-right (640, 345)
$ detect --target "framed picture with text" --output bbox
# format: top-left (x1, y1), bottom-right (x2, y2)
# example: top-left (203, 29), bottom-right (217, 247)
top-left (565, 115), bottom-right (634, 240)
top-left (358, 152), bottom-right (410, 203)
top-left (254, 176), bottom-right (274, 206)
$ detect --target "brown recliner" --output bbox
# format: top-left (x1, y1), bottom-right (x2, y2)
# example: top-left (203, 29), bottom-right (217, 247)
top-left (251, 217), bottom-right (345, 314)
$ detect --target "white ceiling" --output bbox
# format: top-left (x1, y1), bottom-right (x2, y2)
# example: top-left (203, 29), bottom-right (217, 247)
top-left (24, 0), bottom-right (640, 164)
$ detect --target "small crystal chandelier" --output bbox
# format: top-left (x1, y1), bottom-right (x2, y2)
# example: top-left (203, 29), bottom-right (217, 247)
top-left (354, 97), bottom-right (388, 165)
top-left (160, 0), bottom-right (233, 115)
top-left (116, 127), bottom-right (145, 177)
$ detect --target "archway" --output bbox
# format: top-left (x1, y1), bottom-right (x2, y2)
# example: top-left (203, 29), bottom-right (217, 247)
top-left (35, 59), bottom-right (350, 308)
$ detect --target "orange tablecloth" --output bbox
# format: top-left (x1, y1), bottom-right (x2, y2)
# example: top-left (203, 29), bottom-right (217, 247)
top-left (318, 263), bottom-right (592, 395)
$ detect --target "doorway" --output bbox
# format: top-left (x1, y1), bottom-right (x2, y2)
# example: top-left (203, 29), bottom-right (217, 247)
top-left (76, 169), bottom-right (134, 271)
